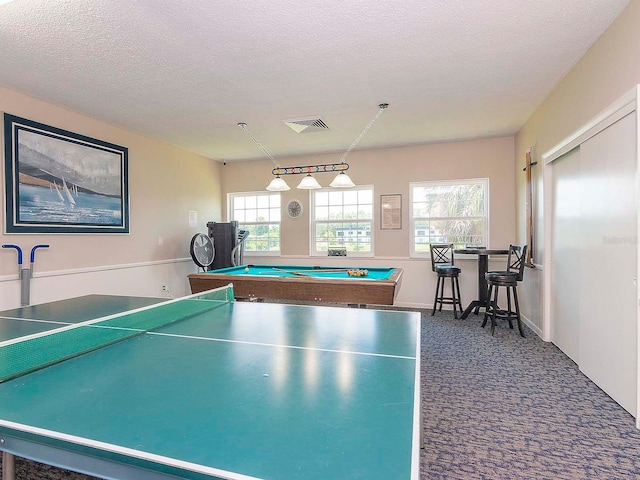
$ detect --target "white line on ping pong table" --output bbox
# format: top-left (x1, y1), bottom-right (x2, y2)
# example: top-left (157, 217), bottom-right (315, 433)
top-left (0, 419), bottom-right (263, 480)
top-left (0, 316), bottom-right (72, 326)
top-left (147, 331), bottom-right (417, 360)
top-left (0, 286), bottom-right (231, 349)
top-left (0, 312), bottom-right (416, 360)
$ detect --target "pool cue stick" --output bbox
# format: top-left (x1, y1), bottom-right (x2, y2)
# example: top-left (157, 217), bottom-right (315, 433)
top-left (307, 268), bottom-right (352, 273)
top-left (271, 267), bottom-right (312, 276)
top-left (289, 268), bottom-right (355, 275)
top-left (523, 147), bottom-right (537, 265)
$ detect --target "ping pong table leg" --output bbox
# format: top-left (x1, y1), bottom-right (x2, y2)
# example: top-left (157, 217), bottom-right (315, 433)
top-left (420, 409), bottom-right (424, 449)
top-left (420, 381), bottom-right (424, 450)
top-left (2, 451), bottom-right (15, 480)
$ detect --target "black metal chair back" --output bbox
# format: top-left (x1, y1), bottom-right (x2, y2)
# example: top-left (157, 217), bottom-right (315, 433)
top-left (429, 243), bottom-right (463, 318)
top-left (506, 244), bottom-right (528, 281)
top-left (430, 244), bottom-right (454, 272)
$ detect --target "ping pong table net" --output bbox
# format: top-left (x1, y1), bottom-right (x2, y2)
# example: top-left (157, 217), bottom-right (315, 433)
top-left (0, 285), bottom-right (235, 384)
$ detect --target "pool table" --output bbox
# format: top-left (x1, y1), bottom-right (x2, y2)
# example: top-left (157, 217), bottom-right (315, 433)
top-left (188, 264), bottom-right (404, 306)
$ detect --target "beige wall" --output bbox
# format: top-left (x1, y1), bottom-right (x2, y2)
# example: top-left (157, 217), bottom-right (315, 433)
top-left (221, 136), bottom-right (517, 310)
top-left (515, 0), bottom-right (640, 330)
top-left (222, 136), bottom-right (516, 257)
top-left (0, 86), bottom-right (222, 279)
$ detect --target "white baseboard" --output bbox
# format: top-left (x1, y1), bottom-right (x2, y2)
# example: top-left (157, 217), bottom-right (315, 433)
top-left (521, 313), bottom-right (544, 339)
top-left (0, 258), bottom-right (197, 310)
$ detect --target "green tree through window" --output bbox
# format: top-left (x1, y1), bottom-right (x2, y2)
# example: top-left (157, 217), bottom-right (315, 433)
top-left (228, 192), bottom-right (281, 253)
top-left (411, 179), bottom-right (488, 254)
top-left (311, 187), bottom-right (373, 255)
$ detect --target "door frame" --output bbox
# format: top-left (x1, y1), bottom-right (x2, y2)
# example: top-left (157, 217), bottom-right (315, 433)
top-left (541, 85), bottom-right (640, 426)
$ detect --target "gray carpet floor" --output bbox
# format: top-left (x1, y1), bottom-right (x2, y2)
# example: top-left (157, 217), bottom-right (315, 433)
top-left (420, 310), bottom-right (640, 479)
top-left (1, 308), bottom-right (640, 479)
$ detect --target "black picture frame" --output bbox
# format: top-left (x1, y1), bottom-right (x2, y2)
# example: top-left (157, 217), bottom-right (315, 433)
top-left (3, 113), bottom-right (129, 234)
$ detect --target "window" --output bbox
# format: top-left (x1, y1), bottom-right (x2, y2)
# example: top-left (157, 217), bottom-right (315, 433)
top-left (311, 186), bottom-right (374, 256)
top-left (228, 192), bottom-right (281, 254)
top-left (410, 179), bottom-right (488, 256)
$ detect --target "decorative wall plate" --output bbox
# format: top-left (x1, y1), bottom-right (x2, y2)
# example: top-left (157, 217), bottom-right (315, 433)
top-left (287, 199), bottom-right (303, 219)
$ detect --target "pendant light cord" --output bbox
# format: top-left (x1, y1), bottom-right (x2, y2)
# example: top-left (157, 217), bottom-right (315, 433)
top-left (237, 122), bottom-right (280, 168)
top-left (338, 103), bottom-right (388, 164)
top-left (238, 103), bottom-right (388, 167)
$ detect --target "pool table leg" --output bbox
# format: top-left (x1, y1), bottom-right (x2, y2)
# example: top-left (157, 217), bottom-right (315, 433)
top-left (2, 452), bottom-right (15, 480)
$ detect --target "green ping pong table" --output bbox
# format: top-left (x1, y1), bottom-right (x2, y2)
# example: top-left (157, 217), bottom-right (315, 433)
top-left (0, 286), bottom-right (421, 480)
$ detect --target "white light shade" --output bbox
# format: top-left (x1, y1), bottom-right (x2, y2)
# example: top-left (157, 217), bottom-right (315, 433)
top-left (329, 172), bottom-right (355, 188)
top-left (266, 176), bottom-right (290, 191)
top-left (297, 174), bottom-right (322, 189)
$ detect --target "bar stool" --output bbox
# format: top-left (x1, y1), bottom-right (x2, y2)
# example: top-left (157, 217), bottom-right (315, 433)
top-left (482, 245), bottom-right (528, 337)
top-left (430, 243), bottom-right (463, 318)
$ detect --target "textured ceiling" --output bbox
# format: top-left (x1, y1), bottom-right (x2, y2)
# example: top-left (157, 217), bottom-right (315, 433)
top-left (0, 0), bottom-right (630, 162)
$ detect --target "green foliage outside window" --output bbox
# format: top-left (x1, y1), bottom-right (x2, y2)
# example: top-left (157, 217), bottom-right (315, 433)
top-left (229, 193), bottom-right (280, 253)
top-left (313, 188), bottom-right (373, 254)
top-left (412, 180), bottom-right (487, 253)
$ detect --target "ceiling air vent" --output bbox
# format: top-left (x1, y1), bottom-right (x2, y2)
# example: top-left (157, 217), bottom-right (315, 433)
top-left (283, 117), bottom-right (331, 134)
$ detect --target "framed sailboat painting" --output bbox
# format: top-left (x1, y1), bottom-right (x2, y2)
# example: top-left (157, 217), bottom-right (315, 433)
top-left (3, 113), bottom-right (129, 234)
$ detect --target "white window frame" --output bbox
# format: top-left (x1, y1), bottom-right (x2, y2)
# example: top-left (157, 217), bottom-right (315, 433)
top-left (227, 191), bottom-right (281, 256)
top-left (409, 178), bottom-right (489, 258)
top-left (309, 185), bottom-right (375, 257)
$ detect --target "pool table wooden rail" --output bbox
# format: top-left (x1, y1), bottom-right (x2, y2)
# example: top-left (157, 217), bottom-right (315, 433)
top-left (188, 267), bottom-right (403, 305)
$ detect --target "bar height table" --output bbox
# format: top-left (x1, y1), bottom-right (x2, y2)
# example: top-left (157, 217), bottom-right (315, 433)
top-left (454, 248), bottom-right (509, 319)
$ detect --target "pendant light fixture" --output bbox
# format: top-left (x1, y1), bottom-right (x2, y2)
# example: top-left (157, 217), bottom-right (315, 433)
top-left (265, 175), bottom-right (290, 191)
top-left (297, 174), bottom-right (322, 189)
top-left (238, 103), bottom-right (388, 191)
top-left (329, 171), bottom-right (355, 188)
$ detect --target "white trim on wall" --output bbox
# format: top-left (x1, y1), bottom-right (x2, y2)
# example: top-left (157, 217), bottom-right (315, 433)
top-left (0, 258), bottom-right (193, 282)
top-left (0, 258), bottom-right (197, 310)
top-left (543, 87), bottom-right (638, 165)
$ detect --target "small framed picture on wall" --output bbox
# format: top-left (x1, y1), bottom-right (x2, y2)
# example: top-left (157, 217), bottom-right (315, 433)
top-left (380, 194), bottom-right (402, 230)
